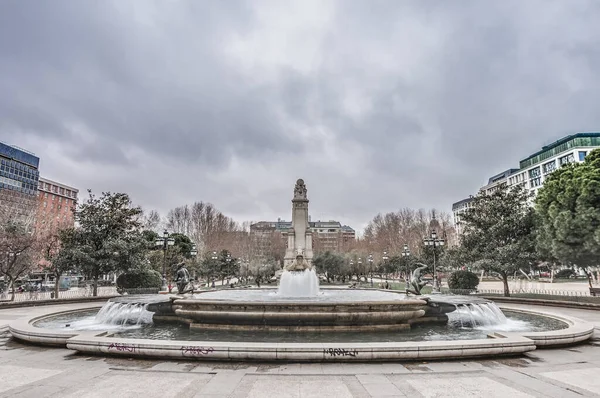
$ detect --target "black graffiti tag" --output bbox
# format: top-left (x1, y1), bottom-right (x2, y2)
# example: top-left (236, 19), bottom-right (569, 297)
top-left (107, 343), bottom-right (137, 353)
top-left (324, 348), bottom-right (359, 357)
top-left (180, 346), bottom-right (214, 356)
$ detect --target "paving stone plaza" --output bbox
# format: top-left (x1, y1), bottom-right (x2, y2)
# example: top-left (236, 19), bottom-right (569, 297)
top-left (0, 302), bottom-right (599, 398)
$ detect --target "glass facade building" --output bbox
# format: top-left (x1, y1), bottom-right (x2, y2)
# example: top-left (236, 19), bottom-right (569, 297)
top-left (0, 142), bottom-right (40, 196)
top-left (519, 132), bottom-right (600, 169)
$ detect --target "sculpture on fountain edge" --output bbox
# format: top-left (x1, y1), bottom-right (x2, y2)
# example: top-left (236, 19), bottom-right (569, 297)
top-left (174, 262), bottom-right (193, 294)
top-left (407, 263), bottom-right (430, 295)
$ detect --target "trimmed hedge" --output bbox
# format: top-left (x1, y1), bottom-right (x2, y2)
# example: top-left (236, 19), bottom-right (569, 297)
top-left (116, 270), bottom-right (162, 289)
top-left (448, 270), bottom-right (479, 292)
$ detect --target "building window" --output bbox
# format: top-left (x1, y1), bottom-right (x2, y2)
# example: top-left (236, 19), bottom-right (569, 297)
top-left (559, 153), bottom-right (575, 166)
top-left (529, 167), bottom-right (541, 178)
top-left (542, 160), bottom-right (556, 175)
top-left (579, 151), bottom-right (587, 161)
top-left (530, 178), bottom-right (542, 188)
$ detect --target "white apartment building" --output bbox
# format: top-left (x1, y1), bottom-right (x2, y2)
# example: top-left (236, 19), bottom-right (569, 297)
top-left (507, 133), bottom-right (600, 197)
top-left (452, 132), bottom-right (600, 232)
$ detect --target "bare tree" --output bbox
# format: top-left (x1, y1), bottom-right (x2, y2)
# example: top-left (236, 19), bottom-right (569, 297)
top-left (363, 207), bottom-right (456, 257)
top-left (167, 201), bottom-right (242, 256)
top-left (0, 190), bottom-right (37, 300)
top-left (142, 209), bottom-right (163, 232)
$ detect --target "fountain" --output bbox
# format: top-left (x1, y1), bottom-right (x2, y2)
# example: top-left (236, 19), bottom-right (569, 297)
top-left (12, 178), bottom-right (593, 361)
top-left (277, 269), bottom-right (320, 297)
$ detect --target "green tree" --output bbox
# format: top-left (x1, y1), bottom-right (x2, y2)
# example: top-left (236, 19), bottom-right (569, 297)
top-left (44, 228), bottom-right (79, 299)
top-left (536, 149), bottom-right (600, 270)
top-left (459, 184), bottom-right (536, 297)
top-left (72, 191), bottom-right (147, 296)
top-left (313, 251), bottom-right (345, 283)
top-left (170, 233), bottom-right (195, 258)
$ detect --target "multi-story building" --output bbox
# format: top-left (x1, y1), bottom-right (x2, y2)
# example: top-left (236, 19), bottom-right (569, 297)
top-left (250, 218), bottom-right (356, 256)
top-left (451, 197), bottom-right (473, 236)
top-left (0, 142), bottom-right (40, 219)
top-left (37, 177), bottom-right (79, 228)
top-left (507, 132), bottom-right (600, 197)
top-left (452, 132), bottom-right (600, 231)
top-left (310, 220), bottom-right (356, 252)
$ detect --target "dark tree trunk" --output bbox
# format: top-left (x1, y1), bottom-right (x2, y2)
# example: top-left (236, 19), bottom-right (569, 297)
top-left (9, 278), bottom-right (15, 301)
top-left (54, 273), bottom-right (60, 299)
top-left (502, 274), bottom-right (510, 297)
top-left (93, 273), bottom-right (98, 297)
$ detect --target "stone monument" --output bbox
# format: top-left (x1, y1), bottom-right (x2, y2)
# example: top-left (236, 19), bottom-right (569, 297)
top-left (283, 179), bottom-right (313, 269)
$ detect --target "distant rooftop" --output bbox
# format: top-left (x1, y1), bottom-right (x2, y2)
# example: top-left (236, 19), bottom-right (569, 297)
top-left (486, 168), bottom-right (520, 185)
top-left (0, 142), bottom-right (40, 168)
top-left (452, 197), bottom-right (474, 210)
top-left (519, 132), bottom-right (600, 169)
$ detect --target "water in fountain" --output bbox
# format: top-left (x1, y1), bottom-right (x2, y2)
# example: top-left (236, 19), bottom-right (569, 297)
top-left (54, 301), bottom-right (154, 331)
top-left (94, 301), bottom-right (154, 326)
top-left (277, 269), bottom-right (320, 297)
top-left (450, 302), bottom-right (508, 328)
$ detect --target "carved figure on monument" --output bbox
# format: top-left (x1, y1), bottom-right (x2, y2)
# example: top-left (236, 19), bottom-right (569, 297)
top-left (285, 250), bottom-right (312, 272)
top-left (407, 263), bottom-right (430, 295)
top-left (174, 262), bottom-right (193, 294)
top-left (293, 179), bottom-right (308, 200)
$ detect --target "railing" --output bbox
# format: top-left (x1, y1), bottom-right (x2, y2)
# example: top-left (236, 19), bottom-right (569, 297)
top-left (477, 289), bottom-right (593, 297)
top-left (0, 286), bottom-right (118, 303)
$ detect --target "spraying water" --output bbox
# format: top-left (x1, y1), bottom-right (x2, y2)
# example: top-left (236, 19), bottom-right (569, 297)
top-left (277, 269), bottom-right (320, 297)
top-left (450, 302), bottom-right (508, 327)
top-left (61, 300), bottom-right (154, 331)
top-left (94, 301), bottom-right (154, 326)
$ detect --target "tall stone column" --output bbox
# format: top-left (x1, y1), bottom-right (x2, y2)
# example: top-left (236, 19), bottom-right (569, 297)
top-left (284, 179), bottom-right (313, 267)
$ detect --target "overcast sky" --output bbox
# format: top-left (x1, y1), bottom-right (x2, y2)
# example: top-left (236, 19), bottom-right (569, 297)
top-left (1, 1), bottom-right (600, 232)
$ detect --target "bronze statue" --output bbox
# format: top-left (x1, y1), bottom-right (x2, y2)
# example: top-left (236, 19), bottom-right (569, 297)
top-left (175, 262), bottom-right (193, 294)
top-left (285, 251), bottom-right (312, 272)
top-left (407, 263), bottom-right (430, 295)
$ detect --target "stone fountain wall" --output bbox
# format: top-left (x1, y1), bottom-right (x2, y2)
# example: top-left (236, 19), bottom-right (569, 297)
top-left (171, 298), bottom-right (429, 332)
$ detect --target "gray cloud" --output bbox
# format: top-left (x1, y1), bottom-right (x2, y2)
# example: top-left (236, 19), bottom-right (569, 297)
top-left (2, 0), bottom-right (600, 232)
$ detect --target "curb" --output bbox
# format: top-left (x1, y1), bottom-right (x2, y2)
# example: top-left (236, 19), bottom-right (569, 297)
top-left (483, 296), bottom-right (600, 310)
top-left (0, 296), bottom-right (119, 310)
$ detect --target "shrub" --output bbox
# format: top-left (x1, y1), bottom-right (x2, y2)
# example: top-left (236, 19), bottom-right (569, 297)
top-left (554, 268), bottom-right (576, 279)
top-left (116, 270), bottom-right (162, 290)
top-left (448, 270), bottom-right (479, 291)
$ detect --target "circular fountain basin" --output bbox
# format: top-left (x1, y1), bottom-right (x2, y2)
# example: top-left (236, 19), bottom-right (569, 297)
top-left (170, 289), bottom-right (429, 332)
top-left (10, 299), bottom-right (594, 362)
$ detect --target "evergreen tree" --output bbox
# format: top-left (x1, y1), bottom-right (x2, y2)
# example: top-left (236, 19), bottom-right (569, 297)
top-left (71, 191), bottom-right (147, 296)
top-left (536, 149), bottom-right (600, 271)
top-left (459, 184), bottom-right (536, 296)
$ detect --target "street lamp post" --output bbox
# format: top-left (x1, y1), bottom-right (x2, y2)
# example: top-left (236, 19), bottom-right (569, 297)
top-left (382, 250), bottom-right (389, 282)
top-left (401, 244), bottom-right (410, 294)
top-left (225, 252), bottom-right (232, 285)
top-left (357, 257), bottom-right (363, 286)
top-left (155, 230), bottom-right (175, 291)
top-left (189, 244), bottom-right (198, 280)
top-left (367, 254), bottom-right (374, 287)
top-left (423, 230), bottom-right (445, 294)
top-left (210, 251), bottom-right (218, 288)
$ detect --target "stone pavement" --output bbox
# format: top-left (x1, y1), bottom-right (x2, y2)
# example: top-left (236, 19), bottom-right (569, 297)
top-left (0, 303), bottom-right (599, 397)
